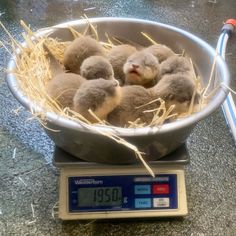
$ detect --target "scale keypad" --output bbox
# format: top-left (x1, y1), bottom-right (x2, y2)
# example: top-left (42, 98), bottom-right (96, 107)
top-left (134, 182), bottom-right (171, 209)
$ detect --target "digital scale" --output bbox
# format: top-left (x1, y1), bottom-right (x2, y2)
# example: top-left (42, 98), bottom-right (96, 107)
top-left (53, 145), bottom-right (189, 220)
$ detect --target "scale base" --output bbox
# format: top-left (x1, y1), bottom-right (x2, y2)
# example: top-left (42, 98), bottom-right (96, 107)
top-left (54, 144), bottom-right (189, 220)
top-left (59, 167), bottom-right (187, 220)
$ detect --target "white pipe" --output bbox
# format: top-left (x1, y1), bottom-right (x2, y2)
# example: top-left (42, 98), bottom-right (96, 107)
top-left (217, 32), bottom-right (236, 144)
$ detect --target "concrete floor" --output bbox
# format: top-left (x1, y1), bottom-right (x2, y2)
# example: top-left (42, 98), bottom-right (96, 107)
top-left (0, 0), bottom-right (236, 235)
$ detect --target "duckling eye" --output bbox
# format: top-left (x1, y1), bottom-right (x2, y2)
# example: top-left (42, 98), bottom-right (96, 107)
top-left (146, 60), bottom-right (155, 67)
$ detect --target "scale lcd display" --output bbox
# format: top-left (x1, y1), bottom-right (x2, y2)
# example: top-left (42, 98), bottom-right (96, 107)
top-left (78, 187), bottom-right (122, 207)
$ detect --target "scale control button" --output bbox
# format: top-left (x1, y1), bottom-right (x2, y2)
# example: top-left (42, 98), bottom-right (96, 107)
top-left (135, 198), bottom-right (151, 208)
top-left (134, 185), bottom-right (151, 195)
top-left (153, 198), bottom-right (170, 208)
top-left (152, 184), bottom-right (169, 194)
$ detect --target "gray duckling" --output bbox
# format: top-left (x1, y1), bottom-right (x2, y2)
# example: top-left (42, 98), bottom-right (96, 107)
top-left (150, 73), bottom-right (198, 115)
top-left (44, 43), bottom-right (86, 109)
top-left (80, 55), bottom-right (114, 80)
top-left (73, 78), bottom-right (121, 123)
top-left (123, 51), bottom-right (161, 88)
top-left (107, 85), bottom-right (158, 127)
top-left (107, 44), bottom-right (137, 86)
top-left (63, 36), bottom-right (105, 74)
top-left (143, 44), bottom-right (175, 63)
top-left (46, 73), bottom-right (86, 109)
top-left (160, 55), bottom-right (195, 79)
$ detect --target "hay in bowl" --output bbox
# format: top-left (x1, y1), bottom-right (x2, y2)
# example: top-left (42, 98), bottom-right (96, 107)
top-left (6, 18), bottom-right (229, 175)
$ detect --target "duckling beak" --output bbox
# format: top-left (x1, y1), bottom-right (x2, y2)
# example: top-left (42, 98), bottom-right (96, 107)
top-left (129, 69), bottom-right (140, 76)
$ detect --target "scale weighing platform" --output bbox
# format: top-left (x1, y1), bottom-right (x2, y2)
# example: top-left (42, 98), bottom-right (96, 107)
top-left (53, 145), bottom-right (189, 220)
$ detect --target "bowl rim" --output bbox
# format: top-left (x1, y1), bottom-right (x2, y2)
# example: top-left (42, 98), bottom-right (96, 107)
top-left (7, 17), bottom-right (230, 137)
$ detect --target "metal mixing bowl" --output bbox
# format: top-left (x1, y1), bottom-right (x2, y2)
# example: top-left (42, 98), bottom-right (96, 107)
top-left (7, 17), bottom-right (230, 164)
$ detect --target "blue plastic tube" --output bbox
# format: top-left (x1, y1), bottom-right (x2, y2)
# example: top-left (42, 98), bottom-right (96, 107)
top-left (217, 19), bottom-right (236, 144)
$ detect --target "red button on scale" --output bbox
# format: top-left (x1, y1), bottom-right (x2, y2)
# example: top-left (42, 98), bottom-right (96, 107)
top-left (152, 184), bottom-right (169, 194)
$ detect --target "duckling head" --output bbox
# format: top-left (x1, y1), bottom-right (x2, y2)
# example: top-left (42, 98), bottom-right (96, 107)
top-left (123, 51), bottom-right (160, 88)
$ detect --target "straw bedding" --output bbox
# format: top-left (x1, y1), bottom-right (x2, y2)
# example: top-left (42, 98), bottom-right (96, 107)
top-left (6, 21), bottom-right (204, 127)
top-left (2, 20), bottom-right (215, 176)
